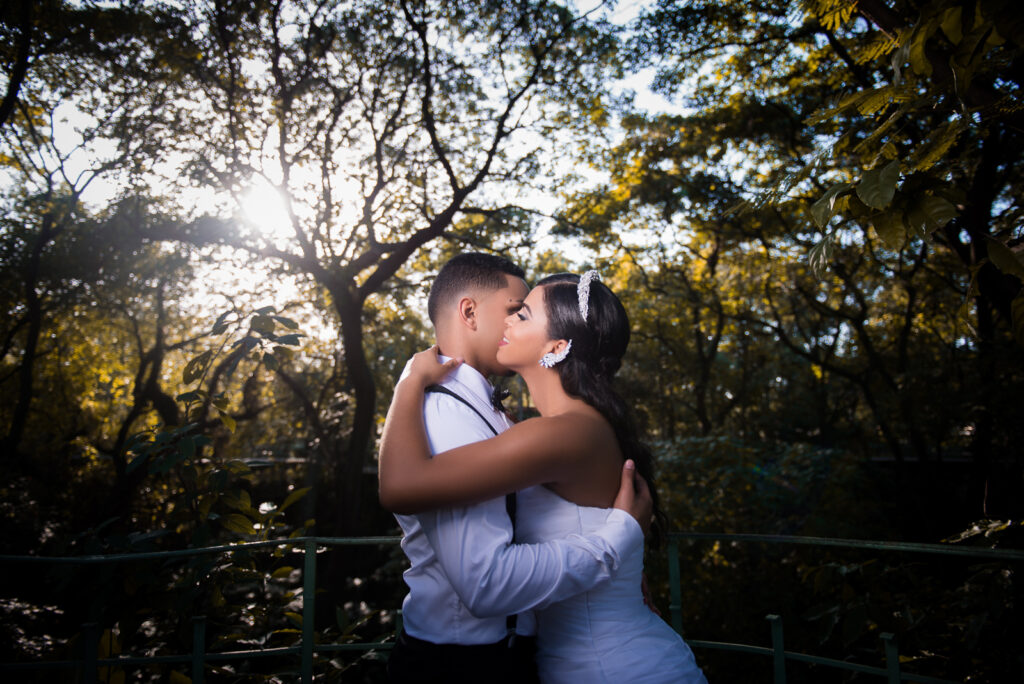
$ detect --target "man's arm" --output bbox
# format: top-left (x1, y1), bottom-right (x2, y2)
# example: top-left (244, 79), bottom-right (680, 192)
top-left (614, 458), bottom-right (653, 535)
top-left (421, 457), bottom-right (650, 618)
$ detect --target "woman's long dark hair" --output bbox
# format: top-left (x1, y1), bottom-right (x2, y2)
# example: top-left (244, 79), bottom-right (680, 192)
top-left (537, 273), bottom-right (667, 546)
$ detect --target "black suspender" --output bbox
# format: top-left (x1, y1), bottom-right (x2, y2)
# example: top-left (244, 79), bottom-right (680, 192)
top-left (425, 384), bottom-right (519, 633)
top-left (425, 384), bottom-right (500, 435)
top-left (423, 384), bottom-right (517, 523)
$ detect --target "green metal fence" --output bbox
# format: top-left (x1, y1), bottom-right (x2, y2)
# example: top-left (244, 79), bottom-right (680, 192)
top-left (667, 533), bottom-right (1024, 684)
top-left (0, 537), bottom-right (399, 682)
top-left (2, 533), bottom-right (1020, 682)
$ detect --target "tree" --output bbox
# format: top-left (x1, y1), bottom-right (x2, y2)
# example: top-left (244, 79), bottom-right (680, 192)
top-left (130, 0), bottom-right (620, 533)
top-left (0, 1), bottom-right (192, 456)
top-left (563, 0), bottom-right (1024, 519)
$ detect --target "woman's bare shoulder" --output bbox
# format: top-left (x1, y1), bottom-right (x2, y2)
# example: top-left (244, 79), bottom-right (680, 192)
top-left (507, 411), bottom-right (616, 455)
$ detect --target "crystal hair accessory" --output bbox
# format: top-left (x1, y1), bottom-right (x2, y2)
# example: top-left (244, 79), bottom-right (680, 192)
top-left (577, 270), bottom-right (600, 321)
top-left (539, 340), bottom-right (572, 368)
top-left (539, 271), bottom-right (599, 369)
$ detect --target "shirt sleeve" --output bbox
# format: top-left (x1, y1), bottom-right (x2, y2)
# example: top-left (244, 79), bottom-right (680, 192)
top-left (417, 393), bottom-right (644, 618)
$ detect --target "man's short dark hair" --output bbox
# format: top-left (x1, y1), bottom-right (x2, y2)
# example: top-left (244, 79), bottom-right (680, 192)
top-left (427, 253), bottom-right (526, 325)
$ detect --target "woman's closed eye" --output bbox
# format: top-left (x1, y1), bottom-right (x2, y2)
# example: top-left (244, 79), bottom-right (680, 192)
top-left (516, 312), bottom-right (527, 321)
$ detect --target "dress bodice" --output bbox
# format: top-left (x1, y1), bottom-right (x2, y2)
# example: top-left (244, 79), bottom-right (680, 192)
top-left (515, 485), bottom-right (708, 684)
top-left (516, 484), bottom-right (646, 609)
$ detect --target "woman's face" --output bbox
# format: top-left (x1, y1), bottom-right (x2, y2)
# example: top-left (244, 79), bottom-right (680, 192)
top-left (496, 286), bottom-right (560, 370)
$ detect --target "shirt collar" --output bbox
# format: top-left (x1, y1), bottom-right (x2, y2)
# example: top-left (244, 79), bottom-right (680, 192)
top-left (438, 354), bottom-right (494, 407)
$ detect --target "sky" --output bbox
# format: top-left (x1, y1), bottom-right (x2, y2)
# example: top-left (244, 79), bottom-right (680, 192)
top-left (22, 0), bottom-right (686, 328)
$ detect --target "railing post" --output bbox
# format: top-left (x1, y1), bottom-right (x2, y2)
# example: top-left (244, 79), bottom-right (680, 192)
top-left (81, 622), bottom-right (99, 684)
top-left (767, 614), bottom-right (786, 684)
top-left (881, 632), bottom-right (900, 684)
top-left (668, 536), bottom-right (683, 635)
top-left (192, 616), bottom-right (207, 684)
top-left (302, 539), bottom-right (317, 683)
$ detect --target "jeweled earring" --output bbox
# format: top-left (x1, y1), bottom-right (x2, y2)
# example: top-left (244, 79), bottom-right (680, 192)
top-left (539, 340), bottom-right (572, 368)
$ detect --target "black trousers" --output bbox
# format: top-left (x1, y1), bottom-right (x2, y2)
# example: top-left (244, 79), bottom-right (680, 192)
top-left (387, 629), bottom-right (539, 684)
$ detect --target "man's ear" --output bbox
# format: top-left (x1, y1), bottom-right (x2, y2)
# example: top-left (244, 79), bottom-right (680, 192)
top-left (457, 296), bottom-right (477, 330)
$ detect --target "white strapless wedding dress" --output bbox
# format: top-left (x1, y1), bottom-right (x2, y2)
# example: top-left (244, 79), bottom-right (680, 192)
top-left (517, 485), bottom-right (708, 684)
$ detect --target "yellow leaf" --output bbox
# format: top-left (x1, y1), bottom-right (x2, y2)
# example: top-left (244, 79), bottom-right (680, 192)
top-left (909, 26), bottom-right (934, 77)
top-left (218, 410), bottom-right (236, 433)
top-left (940, 6), bottom-right (963, 44)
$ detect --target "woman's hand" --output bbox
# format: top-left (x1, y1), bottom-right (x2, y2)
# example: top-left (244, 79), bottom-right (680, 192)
top-left (404, 345), bottom-right (463, 389)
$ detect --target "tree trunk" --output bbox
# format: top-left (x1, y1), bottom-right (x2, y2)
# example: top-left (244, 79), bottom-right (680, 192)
top-left (2, 219), bottom-right (51, 456)
top-left (331, 283), bottom-right (376, 536)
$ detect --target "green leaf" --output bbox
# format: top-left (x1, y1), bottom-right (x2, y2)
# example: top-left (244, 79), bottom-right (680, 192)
top-left (226, 459), bottom-right (252, 475)
top-left (985, 237), bottom-right (1024, 280)
top-left (263, 352), bottom-right (280, 371)
top-left (871, 211), bottom-right (906, 250)
top-left (212, 311), bottom-right (232, 335)
top-left (224, 490), bottom-right (253, 513)
top-left (905, 204), bottom-right (931, 239)
top-left (808, 234), bottom-right (835, 279)
top-left (182, 350), bottom-right (213, 384)
top-left (810, 183), bottom-right (853, 228)
top-left (179, 435), bottom-right (196, 461)
top-left (272, 315), bottom-right (299, 329)
top-left (230, 336), bottom-right (259, 351)
top-left (176, 389), bottom-right (207, 404)
top-left (210, 469), bottom-right (229, 492)
top-left (251, 315), bottom-right (276, 335)
top-left (909, 195), bottom-right (958, 234)
top-left (940, 6), bottom-right (963, 44)
top-left (275, 333), bottom-right (303, 346)
top-left (280, 486), bottom-right (311, 512)
top-left (911, 122), bottom-right (962, 172)
top-left (221, 513), bottom-right (255, 536)
top-left (253, 305), bottom-right (275, 315)
top-left (856, 161), bottom-right (900, 209)
top-left (271, 566), bottom-right (295, 579)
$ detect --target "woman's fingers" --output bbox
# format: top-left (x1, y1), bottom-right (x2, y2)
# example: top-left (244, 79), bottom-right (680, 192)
top-left (408, 346), bottom-right (462, 384)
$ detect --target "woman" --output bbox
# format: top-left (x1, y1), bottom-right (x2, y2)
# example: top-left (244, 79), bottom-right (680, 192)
top-left (379, 271), bottom-right (707, 683)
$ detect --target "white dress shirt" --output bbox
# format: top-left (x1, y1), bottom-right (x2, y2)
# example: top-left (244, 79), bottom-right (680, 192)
top-left (393, 358), bottom-right (643, 645)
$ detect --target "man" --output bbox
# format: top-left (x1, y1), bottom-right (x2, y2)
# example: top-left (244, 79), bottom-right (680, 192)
top-left (382, 253), bottom-right (651, 683)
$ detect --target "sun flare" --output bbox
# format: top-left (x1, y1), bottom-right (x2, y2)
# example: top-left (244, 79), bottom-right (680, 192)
top-left (239, 180), bottom-right (293, 242)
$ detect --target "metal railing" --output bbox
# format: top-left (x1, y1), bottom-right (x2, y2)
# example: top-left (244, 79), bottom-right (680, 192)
top-left (667, 533), bottom-right (1024, 684)
top-left (3, 533), bottom-right (1021, 682)
top-left (1, 537), bottom-right (400, 682)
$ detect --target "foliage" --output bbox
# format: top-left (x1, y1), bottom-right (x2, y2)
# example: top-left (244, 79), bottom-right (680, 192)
top-left (1, 1), bottom-right (1022, 681)
top-left (555, 0), bottom-right (1024, 520)
top-left (647, 436), bottom-right (1022, 682)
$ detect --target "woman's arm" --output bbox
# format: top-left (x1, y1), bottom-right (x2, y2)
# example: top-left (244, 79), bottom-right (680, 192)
top-left (377, 349), bottom-right (606, 514)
